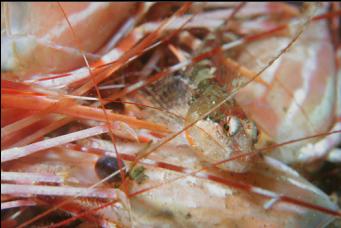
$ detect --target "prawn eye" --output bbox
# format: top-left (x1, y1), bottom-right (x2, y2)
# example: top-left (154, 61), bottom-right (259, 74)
top-left (95, 156), bottom-right (124, 183)
top-left (223, 116), bottom-right (241, 136)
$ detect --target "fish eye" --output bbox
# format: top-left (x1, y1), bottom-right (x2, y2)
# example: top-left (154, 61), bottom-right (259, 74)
top-left (95, 156), bottom-right (125, 183)
top-left (223, 116), bottom-right (241, 136)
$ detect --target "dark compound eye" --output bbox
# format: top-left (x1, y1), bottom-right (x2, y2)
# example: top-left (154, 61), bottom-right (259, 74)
top-left (95, 156), bottom-right (125, 183)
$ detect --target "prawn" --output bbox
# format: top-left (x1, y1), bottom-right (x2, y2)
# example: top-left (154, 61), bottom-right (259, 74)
top-left (1, 2), bottom-right (340, 227)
